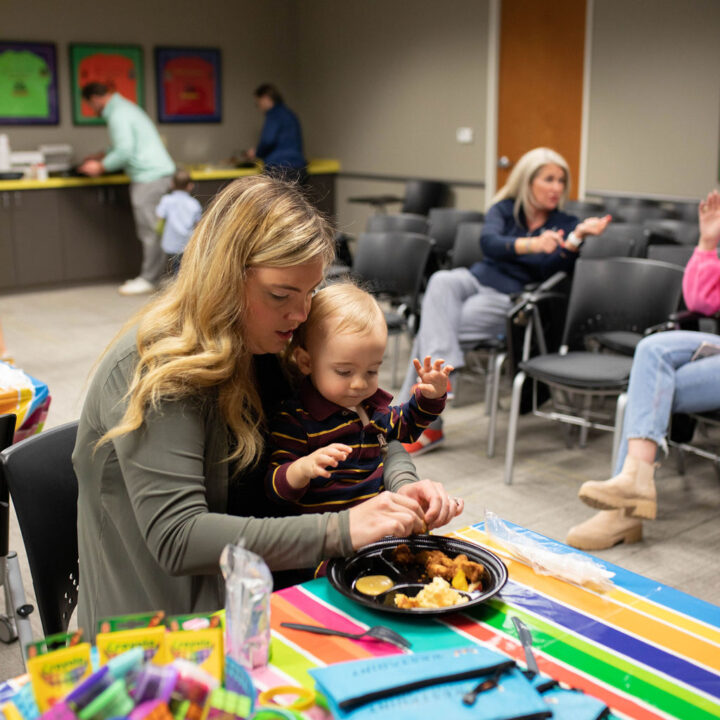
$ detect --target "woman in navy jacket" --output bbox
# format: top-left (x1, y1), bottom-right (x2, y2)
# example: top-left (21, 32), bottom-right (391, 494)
top-left (399, 147), bottom-right (611, 454)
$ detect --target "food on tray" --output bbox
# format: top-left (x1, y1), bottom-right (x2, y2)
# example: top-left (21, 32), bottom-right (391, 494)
top-left (394, 576), bottom-right (469, 609)
top-left (355, 574), bottom-right (394, 596)
top-left (391, 543), bottom-right (485, 592)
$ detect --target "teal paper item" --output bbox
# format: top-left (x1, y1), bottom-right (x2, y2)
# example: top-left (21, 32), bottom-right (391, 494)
top-left (532, 676), bottom-right (609, 719)
top-left (309, 646), bottom-right (551, 720)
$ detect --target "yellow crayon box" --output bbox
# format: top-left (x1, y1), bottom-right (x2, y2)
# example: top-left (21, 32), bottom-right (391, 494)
top-left (26, 642), bottom-right (92, 711)
top-left (96, 626), bottom-right (167, 666)
top-left (165, 614), bottom-right (224, 680)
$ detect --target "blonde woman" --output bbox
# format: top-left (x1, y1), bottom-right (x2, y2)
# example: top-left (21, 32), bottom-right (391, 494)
top-left (73, 176), bottom-right (453, 635)
top-left (400, 147), bottom-right (611, 454)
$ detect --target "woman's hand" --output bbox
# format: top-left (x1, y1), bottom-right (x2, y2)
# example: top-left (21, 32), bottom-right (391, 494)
top-left (699, 189), bottom-right (720, 251)
top-left (573, 214), bottom-right (612, 240)
top-left (412, 356), bottom-right (453, 399)
top-left (348, 491), bottom-right (427, 550)
top-left (397, 480), bottom-right (464, 530)
top-left (531, 229), bottom-right (565, 254)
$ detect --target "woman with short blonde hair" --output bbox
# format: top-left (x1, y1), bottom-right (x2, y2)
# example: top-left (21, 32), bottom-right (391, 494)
top-left (74, 175), bottom-right (452, 636)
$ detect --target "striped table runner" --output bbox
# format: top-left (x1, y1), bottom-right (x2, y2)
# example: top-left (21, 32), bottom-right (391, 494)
top-left (260, 523), bottom-right (720, 720)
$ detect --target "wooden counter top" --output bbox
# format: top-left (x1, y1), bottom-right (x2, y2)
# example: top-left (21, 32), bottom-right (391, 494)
top-left (0, 158), bottom-right (340, 191)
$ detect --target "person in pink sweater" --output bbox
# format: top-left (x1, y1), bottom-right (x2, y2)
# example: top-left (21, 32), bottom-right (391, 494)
top-left (567, 190), bottom-right (720, 551)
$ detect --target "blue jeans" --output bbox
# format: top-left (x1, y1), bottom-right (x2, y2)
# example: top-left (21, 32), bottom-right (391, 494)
top-left (615, 331), bottom-right (720, 474)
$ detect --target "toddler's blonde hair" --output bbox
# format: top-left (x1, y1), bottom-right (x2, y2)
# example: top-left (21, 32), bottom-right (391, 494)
top-left (292, 282), bottom-right (386, 352)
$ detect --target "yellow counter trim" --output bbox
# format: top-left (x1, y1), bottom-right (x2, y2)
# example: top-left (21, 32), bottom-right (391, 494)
top-left (0, 158), bottom-right (340, 191)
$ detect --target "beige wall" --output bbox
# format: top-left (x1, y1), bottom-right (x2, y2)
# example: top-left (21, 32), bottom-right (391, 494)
top-left (2, 0), bottom-right (298, 165)
top-left (586, 0), bottom-right (720, 201)
top-left (3, 0), bottom-right (719, 213)
top-left (294, 0), bottom-right (490, 231)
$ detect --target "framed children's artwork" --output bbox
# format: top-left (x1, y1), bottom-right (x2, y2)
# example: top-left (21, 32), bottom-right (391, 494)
top-left (0, 42), bottom-right (59, 125)
top-left (69, 43), bottom-right (144, 125)
top-left (155, 47), bottom-right (221, 123)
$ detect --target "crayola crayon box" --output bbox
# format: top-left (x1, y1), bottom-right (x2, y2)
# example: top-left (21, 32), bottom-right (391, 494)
top-left (95, 611), bottom-right (167, 666)
top-left (165, 613), bottom-right (224, 680)
top-left (25, 632), bottom-right (92, 711)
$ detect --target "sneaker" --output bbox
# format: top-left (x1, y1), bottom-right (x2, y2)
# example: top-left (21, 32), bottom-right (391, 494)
top-left (402, 428), bottom-right (445, 456)
top-left (446, 378), bottom-right (454, 401)
top-left (118, 277), bottom-right (156, 296)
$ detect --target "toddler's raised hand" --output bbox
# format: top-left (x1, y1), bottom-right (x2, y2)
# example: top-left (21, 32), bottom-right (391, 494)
top-left (412, 356), bottom-right (453, 399)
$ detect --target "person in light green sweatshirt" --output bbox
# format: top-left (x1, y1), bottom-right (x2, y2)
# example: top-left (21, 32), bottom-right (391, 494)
top-left (78, 83), bottom-right (175, 296)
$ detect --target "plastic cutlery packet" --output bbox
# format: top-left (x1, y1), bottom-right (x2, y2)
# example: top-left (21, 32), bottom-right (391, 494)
top-left (485, 511), bottom-right (615, 592)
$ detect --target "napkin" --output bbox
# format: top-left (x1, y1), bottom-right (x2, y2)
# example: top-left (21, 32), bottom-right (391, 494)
top-left (310, 646), bottom-right (551, 720)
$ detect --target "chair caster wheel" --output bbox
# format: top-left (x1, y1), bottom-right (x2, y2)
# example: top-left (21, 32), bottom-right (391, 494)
top-left (0, 615), bottom-right (17, 644)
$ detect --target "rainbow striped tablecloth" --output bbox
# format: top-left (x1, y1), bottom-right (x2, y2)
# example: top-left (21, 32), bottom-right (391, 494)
top-left (260, 523), bottom-right (720, 720)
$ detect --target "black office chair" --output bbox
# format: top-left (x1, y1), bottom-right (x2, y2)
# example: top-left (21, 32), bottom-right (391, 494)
top-left (563, 200), bottom-right (607, 220)
top-left (665, 200), bottom-right (700, 223)
top-left (450, 222), bottom-right (484, 269)
top-left (613, 204), bottom-right (676, 224)
top-left (647, 244), bottom-right (696, 266)
top-left (0, 421), bottom-right (79, 638)
top-left (352, 232), bottom-right (433, 387)
top-left (582, 223), bottom-right (646, 259)
top-left (0, 413), bottom-right (25, 647)
top-left (579, 232), bottom-right (636, 259)
top-left (366, 212), bottom-right (429, 235)
top-left (644, 219), bottom-right (700, 246)
top-left (427, 209), bottom-right (485, 262)
top-left (348, 179), bottom-right (449, 216)
top-left (504, 258), bottom-right (685, 484)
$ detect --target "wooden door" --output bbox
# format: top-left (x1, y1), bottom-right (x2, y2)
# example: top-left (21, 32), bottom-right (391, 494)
top-left (496, 0), bottom-right (586, 199)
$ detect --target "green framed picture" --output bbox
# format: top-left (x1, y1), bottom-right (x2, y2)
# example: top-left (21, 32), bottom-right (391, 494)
top-left (69, 43), bottom-right (143, 125)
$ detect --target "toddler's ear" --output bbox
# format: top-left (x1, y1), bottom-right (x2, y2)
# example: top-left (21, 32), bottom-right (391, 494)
top-left (293, 346), bottom-right (312, 375)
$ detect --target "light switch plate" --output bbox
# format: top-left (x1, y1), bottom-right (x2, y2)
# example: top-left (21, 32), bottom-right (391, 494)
top-left (456, 127), bottom-right (474, 144)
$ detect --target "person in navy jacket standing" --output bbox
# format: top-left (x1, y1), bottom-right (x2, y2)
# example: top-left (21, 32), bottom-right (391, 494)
top-left (245, 84), bottom-right (307, 184)
top-left (399, 147), bottom-right (612, 455)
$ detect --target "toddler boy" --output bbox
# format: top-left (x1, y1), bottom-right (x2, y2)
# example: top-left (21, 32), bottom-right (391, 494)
top-left (266, 282), bottom-right (452, 512)
top-left (155, 169), bottom-right (202, 275)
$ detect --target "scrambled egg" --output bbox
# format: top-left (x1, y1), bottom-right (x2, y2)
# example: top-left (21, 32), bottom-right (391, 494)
top-left (394, 576), bottom-right (469, 609)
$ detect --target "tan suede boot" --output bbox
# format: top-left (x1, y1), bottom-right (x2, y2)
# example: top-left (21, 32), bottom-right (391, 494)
top-left (577, 455), bottom-right (657, 520)
top-left (566, 509), bottom-right (643, 551)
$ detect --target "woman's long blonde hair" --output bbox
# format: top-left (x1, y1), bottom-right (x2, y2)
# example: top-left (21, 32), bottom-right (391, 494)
top-left (100, 175), bottom-right (335, 469)
top-left (491, 147), bottom-right (570, 223)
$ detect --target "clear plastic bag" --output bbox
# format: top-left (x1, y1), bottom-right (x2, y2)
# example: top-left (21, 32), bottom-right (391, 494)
top-left (485, 511), bottom-right (615, 592)
top-left (220, 543), bottom-right (273, 669)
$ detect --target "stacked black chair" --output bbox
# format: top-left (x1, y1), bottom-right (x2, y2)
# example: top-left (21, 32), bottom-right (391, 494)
top-left (450, 222), bottom-right (484, 269)
top-left (563, 200), bottom-right (607, 220)
top-left (646, 244), bottom-right (695, 266)
top-left (352, 232), bottom-right (433, 387)
top-left (503, 258), bottom-right (685, 484)
top-left (348, 179), bottom-right (449, 216)
top-left (613, 204), bottom-right (676, 224)
top-left (0, 421), bottom-right (79, 639)
top-left (366, 212), bottom-right (429, 235)
top-left (427, 209), bottom-right (485, 264)
top-left (581, 223), bottom-right (646, 259)
top-left (643, 219), bottom-right (700, 246)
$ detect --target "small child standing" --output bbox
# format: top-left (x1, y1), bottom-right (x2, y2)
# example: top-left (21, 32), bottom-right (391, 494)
top-left (266, 282), bottom-right (453, 513)
top-left (155, 169), bottom-right (203, 275)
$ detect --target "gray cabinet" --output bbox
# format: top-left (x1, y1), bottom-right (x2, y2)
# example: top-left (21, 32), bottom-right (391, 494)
top-left (195, 179), bottom-right (230, 209)
top-left (0, 190), bottom-right (64, 287)
top-left (59, 185), bottom-right (140, 282)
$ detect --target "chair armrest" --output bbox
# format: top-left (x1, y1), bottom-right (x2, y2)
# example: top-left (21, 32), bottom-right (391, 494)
top-left (643, 309), bottom-right (720, 336)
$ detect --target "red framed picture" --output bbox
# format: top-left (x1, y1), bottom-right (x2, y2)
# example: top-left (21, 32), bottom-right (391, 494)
top-left (155, 47), bottom-right (221, 123)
